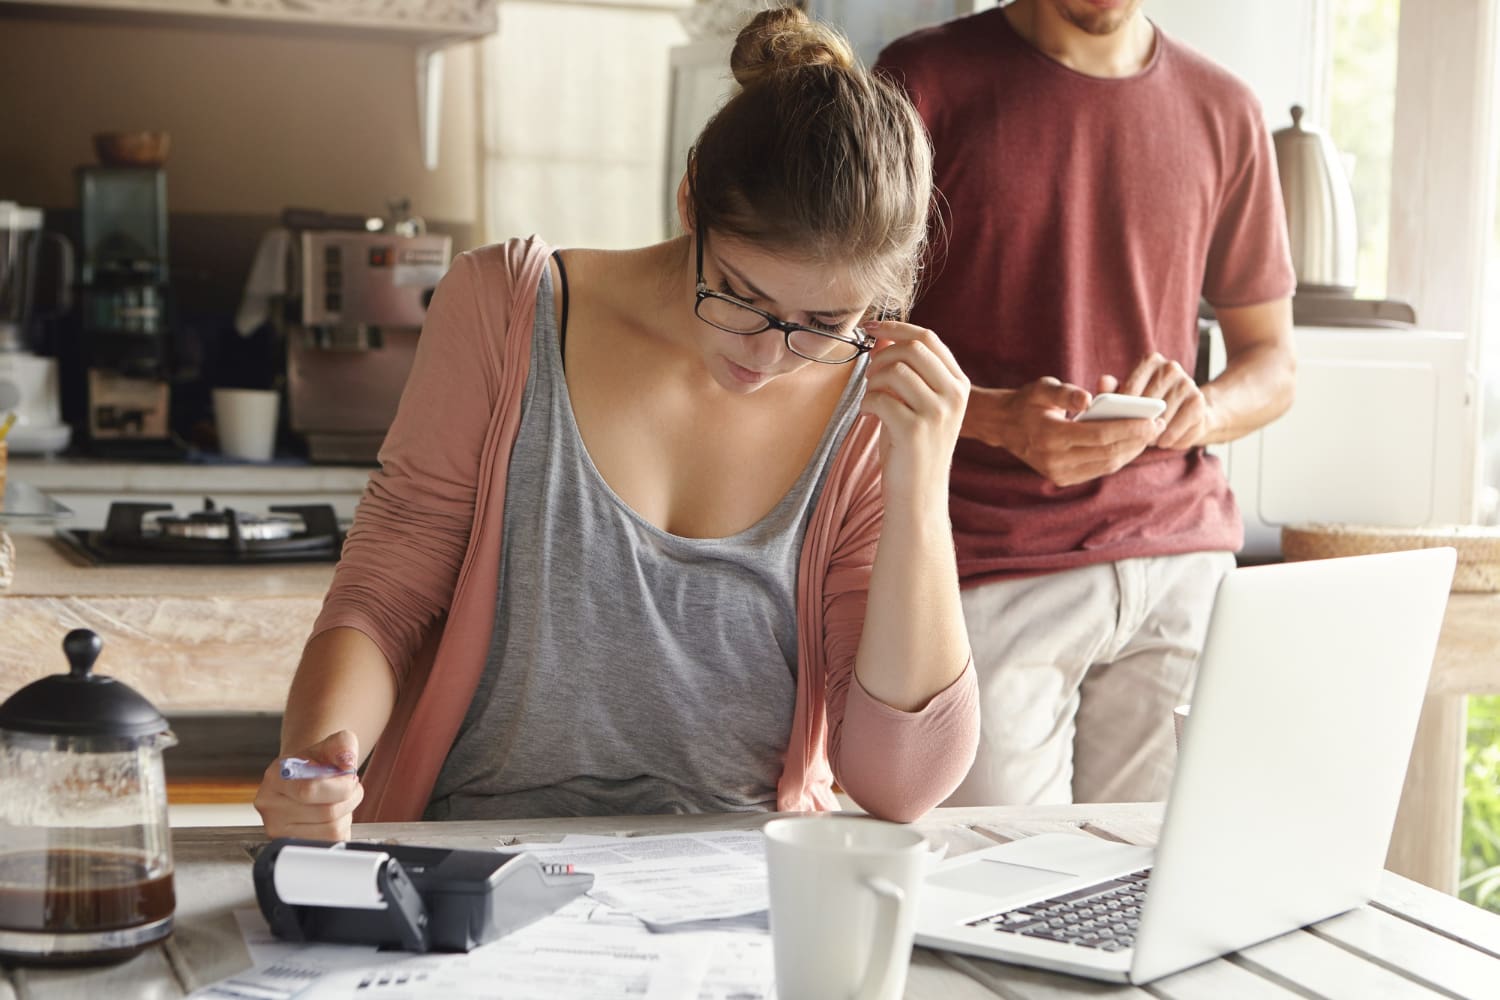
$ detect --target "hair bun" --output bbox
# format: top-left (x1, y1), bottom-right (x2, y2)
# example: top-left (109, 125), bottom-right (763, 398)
top-left (730, 6), bottom-right (856, 89)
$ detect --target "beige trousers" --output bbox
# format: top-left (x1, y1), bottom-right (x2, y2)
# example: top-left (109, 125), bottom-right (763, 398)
top-left (947, 551), bottom-right (1235, 806)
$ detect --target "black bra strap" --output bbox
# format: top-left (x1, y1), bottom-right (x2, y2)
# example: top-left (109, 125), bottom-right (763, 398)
top-left (551, 250), bottom-right (571, 368)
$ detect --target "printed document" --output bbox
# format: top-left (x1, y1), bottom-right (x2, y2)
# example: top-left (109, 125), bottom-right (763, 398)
top-left (513, 830), bottom-right (770, 926)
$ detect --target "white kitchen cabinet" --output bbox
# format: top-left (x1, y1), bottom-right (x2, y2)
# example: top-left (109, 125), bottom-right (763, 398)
top-left (1204, 324), bottom-right (1478, 558)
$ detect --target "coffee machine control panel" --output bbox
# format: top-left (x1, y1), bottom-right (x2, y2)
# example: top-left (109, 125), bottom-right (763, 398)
top-left (300, 232), bottom-right (450, 329)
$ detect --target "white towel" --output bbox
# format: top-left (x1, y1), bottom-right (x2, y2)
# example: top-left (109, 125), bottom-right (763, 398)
top-left (234, 228), bottom-right (297, 336)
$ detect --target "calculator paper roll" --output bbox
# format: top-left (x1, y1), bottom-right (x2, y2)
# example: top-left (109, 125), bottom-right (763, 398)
top-left (272, 846), bottom-right (390, 910)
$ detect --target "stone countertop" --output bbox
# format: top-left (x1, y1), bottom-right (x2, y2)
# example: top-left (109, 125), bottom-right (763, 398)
top-left (2, 532), bottom-right (335, 598)
top-left (7, 456), bottom-right (374, 493)
top-left (0, 534), bottom-right (333, 712)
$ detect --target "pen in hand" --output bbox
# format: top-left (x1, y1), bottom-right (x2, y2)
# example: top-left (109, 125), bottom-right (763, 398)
top-left (279, 756), bottom-right (358, 780)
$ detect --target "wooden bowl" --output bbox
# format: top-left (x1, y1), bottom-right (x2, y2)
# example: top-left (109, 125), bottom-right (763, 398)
top-left (93, 131), bottom-right (171, 167)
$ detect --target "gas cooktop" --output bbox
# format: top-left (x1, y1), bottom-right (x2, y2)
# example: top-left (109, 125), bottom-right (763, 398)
top-left (56, 499), bottom-right (343, 565)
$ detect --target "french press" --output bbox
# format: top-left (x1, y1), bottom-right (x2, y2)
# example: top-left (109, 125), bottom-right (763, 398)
top-left (0, 629), bottom-right (177, 966)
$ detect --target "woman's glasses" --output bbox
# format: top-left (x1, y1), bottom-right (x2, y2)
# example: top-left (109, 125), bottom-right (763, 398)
top-left (694, 228), bottom-right (874, 365)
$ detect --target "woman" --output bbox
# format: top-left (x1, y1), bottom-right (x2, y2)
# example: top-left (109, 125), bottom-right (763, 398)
top-left (255, 7), bottom-right (978, 841)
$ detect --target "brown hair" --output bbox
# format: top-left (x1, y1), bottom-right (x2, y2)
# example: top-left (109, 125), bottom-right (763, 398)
top-left (687, 6), bottom-right (933, 319)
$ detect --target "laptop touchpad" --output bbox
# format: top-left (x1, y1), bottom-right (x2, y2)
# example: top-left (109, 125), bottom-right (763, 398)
top-left (929, 859), bottom-right (1076, 899)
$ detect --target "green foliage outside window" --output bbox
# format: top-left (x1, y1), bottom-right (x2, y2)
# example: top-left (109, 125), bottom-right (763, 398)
top-left (1462, 694), bottom-right (1500, 912)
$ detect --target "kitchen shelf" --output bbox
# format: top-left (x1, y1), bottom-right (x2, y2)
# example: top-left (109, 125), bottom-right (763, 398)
top-left (0, 0), bottom-right (496, 42)
top-left (1, 0), bottom-right (497, 168)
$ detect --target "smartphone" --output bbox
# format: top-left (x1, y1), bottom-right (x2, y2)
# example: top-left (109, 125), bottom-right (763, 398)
top-left (1075, 392), bottom-right (1167, 422)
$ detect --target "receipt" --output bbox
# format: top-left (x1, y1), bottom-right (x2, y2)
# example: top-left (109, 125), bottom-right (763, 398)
top-left (272, 846), bottom-right (390, 910)
top-left (514, 831), bottom-right (770, 926)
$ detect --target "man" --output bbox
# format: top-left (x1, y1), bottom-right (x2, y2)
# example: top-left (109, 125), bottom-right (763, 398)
top-left (877, 0), bottom-right (1296, 805)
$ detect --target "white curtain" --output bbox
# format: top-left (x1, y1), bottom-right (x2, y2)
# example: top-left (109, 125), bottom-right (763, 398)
top-left (477, 0), bottom-right (694, 249)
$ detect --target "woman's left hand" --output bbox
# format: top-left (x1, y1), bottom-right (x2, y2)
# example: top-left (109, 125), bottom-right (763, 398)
top-left (858, 321), bottom-right (970, 514)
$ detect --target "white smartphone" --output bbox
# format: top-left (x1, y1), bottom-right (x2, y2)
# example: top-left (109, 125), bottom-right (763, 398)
top-left (1074, 392), bottom-right (1167, 422)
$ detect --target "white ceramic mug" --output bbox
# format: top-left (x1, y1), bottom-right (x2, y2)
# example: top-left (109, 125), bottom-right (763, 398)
top-left (763, 815), bottom-right (931, 1000)
top-left (213, 388), bottom-right (279, 462)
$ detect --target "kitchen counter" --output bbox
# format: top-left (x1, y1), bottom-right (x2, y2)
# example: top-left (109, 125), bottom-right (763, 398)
top-left (0, 533), bottom-right (333, 712)
top-left (6, 457), bottom-right (373, 494)
top-left (5, 457), bottom-right (373, 530)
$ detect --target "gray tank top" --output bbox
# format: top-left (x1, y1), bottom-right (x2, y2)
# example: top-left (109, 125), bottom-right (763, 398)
top-left (426, 262), bottom-right (866, 820)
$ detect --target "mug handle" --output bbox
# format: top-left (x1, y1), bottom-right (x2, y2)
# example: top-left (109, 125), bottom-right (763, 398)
top-left (854, 876), bottom-right (905, 1000)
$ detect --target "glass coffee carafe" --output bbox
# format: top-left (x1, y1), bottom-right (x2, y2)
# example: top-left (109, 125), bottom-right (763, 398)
top-left (0, 629), bottom-right (177, 966)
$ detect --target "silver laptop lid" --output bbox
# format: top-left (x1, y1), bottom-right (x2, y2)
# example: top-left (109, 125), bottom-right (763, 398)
top-left (1131, 547), bottom-right (1455, 983)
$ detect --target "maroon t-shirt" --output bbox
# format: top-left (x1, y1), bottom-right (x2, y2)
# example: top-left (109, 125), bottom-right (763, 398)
top-left (877, 10), bottom-right (1294, 585)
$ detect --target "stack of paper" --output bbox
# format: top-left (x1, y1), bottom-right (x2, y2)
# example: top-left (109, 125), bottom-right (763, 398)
top-left (515, 830), bottom-right (771, 930)
top-left (193, 830), bottom-right (777, 1000)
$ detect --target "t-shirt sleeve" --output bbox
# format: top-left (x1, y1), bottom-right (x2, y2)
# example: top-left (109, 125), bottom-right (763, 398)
top-left (1202, 104), bottom-right (1297, 308)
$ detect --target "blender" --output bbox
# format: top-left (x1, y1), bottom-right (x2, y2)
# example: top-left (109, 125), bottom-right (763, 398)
top-left (0, 201), bottom-right (74, 455)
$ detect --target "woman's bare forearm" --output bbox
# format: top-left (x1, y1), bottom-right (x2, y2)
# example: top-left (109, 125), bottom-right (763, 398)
top-left (279, 627), bottom-right (399, 764)
top-left (853, 504), bottom-right (970, 712)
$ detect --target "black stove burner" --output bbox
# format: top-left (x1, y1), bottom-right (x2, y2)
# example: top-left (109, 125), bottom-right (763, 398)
top-left (57, 500), bottom-right (344, 565)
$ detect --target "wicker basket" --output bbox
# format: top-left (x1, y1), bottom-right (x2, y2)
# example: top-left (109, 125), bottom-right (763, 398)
top-left (1281, 523), bottom-right (1500, 593)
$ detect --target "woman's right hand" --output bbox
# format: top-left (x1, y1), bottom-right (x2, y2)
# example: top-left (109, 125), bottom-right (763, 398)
top-left (253, 729), bottom-right (365, 842)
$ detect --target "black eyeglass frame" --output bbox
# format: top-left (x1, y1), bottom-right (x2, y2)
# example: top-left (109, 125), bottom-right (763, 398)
top-left (693, 227), bottom-right (876, 365)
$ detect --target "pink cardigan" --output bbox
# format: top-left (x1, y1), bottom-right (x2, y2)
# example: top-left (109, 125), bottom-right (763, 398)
top-left (311, 238), bottom-right (979, 824)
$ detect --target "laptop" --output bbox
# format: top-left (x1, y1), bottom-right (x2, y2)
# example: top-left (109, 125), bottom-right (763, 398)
top-left (914, 547), bottom-right (1457, 984)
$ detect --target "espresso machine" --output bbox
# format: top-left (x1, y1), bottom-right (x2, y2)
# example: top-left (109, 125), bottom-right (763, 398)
top-left (75, 166), bottom-right (176, 454)
top-left (280, 225), bottom-right (450, 463)
top-left (0, 201), bottom-right (74, 455)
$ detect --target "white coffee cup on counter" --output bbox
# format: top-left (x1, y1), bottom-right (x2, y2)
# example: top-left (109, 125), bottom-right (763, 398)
top-left (763, 815), bottom-right (932, 1000)
top-left (213, 388), bottom-right (279, 462)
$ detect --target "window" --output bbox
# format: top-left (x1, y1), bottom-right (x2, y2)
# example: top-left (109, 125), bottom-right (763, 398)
top-left (1326, 0), bottom-right (1401, 300)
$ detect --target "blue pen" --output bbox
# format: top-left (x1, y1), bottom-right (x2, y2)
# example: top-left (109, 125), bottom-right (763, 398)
top-left (279, 756), bottom-right (357, 780)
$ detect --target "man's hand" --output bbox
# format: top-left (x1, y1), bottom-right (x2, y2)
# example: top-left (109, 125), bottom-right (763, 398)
top-left (965, 377), bottom-right (1162, 488)
top-left (1109, 353), bottom-right (1219, 450)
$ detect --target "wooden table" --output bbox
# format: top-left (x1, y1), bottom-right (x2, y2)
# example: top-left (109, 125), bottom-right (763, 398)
top-left (5, 803), bottom-right (1499, 999)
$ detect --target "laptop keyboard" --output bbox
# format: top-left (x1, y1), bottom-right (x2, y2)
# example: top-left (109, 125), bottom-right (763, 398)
top-left (964, 868), bottom-right (1151, 952)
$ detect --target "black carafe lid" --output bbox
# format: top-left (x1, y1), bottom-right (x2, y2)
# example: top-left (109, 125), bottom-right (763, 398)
top-left (0, 629), bottom-right (170, 743)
